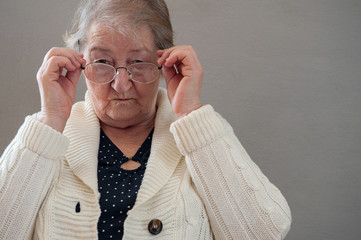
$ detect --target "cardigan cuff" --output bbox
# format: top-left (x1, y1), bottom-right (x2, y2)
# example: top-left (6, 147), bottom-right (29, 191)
top-left (16, 115), bottom-right (69, 160)
top-left (170, 105), bottom-right (229, 155)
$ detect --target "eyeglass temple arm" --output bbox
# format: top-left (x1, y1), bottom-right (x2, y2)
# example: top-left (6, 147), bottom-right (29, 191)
top-left (78, 39), bottom-right (85, 70)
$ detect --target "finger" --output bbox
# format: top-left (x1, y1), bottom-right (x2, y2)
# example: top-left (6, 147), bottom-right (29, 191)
top-left (57, 69), bottom-right (82, 95)
top-left (39, 56), bottom-right (77, 84)
top-left (160, 54), bottom-right (187, 82)
top-left (65, 67), bottom-right (83, 84)
top-left (157, 46), bottom-right (184, 65)
top-left (156, 49), bottom-right (164, 57)
top-left (161, 63), bottom-right (178, 84)
top-left (44, 47), bottom-right (84, 69)
top-left (48, 56), bottom-right (77, 73)
top-left (157, 47), bottom-right (176, 66)
top-left (78, 54), bottom-right (87, 67)
top-left (164, 54), bottom-right (197, 79)
top-left (159, 46), bottom-right (198, 69)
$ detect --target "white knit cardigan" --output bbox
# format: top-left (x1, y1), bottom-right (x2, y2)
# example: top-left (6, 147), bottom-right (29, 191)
top-left (0, 88), bottom-right (291, 239)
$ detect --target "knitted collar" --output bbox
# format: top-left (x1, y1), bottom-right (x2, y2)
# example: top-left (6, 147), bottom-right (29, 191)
top-left (63, 88), bottom-right (182, 206)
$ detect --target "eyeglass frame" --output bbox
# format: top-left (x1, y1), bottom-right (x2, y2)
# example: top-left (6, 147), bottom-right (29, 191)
top-left (80, 62), bottom-right (163, 85)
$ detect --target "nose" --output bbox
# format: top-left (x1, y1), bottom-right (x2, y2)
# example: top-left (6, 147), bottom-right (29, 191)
top-left (111, 67), bottom-right (133, 92)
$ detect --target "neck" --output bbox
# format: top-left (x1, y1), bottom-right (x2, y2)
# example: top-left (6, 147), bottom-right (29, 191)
top-left (100, 112), bottom-right (156, 158)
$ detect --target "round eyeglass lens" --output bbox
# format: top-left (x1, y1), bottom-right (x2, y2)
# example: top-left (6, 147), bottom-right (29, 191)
top-left (128, 63), bottom-right (159, 84)
top-left (84, 63), bottom-right (115, 84)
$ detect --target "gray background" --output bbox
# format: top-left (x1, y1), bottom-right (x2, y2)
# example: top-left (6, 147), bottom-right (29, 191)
top-left (0, 0), bottom-right (360, 239)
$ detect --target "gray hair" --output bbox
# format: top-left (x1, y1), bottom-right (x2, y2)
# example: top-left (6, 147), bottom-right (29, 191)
top-left (64, 0), bottom-right (174, 52)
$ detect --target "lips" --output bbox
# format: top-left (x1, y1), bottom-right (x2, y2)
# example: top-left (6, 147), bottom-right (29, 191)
top-left (110, 94), bottom-right (135, 103)
top-left (112, 98), bottom-right (134, 103)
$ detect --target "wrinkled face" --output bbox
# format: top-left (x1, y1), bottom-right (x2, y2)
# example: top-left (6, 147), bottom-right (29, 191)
top-left (83, 23), bottom-right (160, 129)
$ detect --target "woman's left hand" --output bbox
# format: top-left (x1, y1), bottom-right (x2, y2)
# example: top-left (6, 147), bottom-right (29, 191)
top-left (157, 45), bottom-right (203, 119)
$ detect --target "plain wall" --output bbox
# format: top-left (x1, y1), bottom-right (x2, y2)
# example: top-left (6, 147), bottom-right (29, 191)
top-left (1, 0), bottom-right (360, 239)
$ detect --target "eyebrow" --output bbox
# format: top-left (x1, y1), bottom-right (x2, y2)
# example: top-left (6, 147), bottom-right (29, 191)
top-left (89, 46), bottom-right (153, 54)
top-left (88, 47), bottom-right (113, 54)
top-left (129, 48), bottom-right (153, 54)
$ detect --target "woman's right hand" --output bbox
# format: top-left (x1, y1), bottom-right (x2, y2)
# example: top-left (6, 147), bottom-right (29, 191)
top-left (36, 47), bottom-right (86, 133)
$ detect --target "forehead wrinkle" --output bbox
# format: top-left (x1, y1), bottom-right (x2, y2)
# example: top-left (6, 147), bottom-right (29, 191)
top-left (88, 44), bottom-right (153, 57)
top-left (88, 46), bottom-right (112, 53)
top-left (85, 24), bottom-right (156, 59)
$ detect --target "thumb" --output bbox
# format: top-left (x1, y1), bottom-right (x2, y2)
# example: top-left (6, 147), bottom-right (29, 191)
top-left (66, 67), bottom-right (83, 84)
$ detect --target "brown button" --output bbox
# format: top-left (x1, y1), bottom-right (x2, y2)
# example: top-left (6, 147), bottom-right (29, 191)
top-left (148, 219), bottom-right (163, 235)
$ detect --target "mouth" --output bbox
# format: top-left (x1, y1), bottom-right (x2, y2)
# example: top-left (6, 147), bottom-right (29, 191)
top-left (116, 98), bottom-right (131, 101)
top-left (112, 98), bottom-right (134, 103)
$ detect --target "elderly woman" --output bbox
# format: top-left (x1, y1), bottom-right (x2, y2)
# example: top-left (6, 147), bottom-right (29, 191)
top-left (0, 0), bottom-right (291, 239)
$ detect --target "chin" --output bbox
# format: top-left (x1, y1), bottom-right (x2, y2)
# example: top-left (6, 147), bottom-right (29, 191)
top-left (97, 103), bottom-right (155, 129)
top-left (103, 109), bottom-right (141, 127)
top-left (109, 110), bottom-right (136, 122)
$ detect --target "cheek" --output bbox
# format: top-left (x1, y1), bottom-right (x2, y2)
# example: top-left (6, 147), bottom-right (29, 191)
top-left (87, 82), bottom-right (111, 108)
top-left (139, 81), bottom-right (159, 104)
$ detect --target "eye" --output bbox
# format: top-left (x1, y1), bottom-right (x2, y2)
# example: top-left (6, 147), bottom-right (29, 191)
top-left (129, 60), bottom-right (144, 65)
top-left (94, 59), bottom-right (111, 65)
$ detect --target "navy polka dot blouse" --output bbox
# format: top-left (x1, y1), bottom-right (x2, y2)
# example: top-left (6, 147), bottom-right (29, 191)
top-left (97, 128), bottom-right (154, 239)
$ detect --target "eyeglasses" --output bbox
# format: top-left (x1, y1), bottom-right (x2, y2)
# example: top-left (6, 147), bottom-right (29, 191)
top-left (81, 62), bottom-right (162, 84)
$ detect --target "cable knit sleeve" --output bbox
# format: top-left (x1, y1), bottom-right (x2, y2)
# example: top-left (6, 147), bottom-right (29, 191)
top-left (170, 105), bottom-right (291, 240)
top-left (0, 115), bottom-right (69, 240)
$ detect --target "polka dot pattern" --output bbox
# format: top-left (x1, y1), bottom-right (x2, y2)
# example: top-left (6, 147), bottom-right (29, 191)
top-left (97, 128), bottom-right (154, 239)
